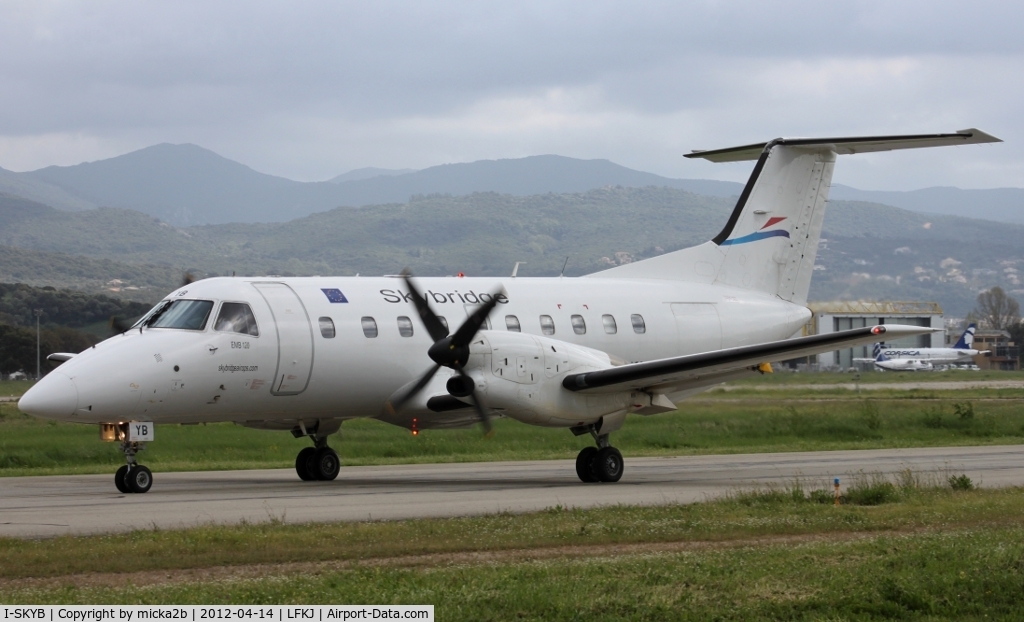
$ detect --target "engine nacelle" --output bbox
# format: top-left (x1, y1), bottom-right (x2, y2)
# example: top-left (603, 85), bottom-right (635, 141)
top-left (465, 332), bottom-right (637, 427)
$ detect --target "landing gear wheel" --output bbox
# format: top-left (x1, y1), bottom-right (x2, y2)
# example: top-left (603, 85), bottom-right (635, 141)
top-left (115, 465), bottom-right (131, 493)
top-left (295, 447), bottom-right (317, 481)
top-left (575, 447), bottom-right (599, 483)
top-left (592, 447), bottom-right (624, 483)
top-left (312, 447), bottom-right (341, 481)
top-left (126, 464), bottom-right (153, 493)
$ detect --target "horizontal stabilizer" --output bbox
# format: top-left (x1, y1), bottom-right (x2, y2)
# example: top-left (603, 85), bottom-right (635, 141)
top-left (685, 129), bottom-right (1001, 163)
top-left (563, 325), bottom-right (936, 393)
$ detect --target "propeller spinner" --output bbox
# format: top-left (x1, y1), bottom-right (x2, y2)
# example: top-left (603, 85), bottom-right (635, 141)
top-left (387, 269), bottom-right (504, 435)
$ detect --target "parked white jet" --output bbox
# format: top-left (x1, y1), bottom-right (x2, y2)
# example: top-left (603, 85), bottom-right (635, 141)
top-left (856, 324), bottom-right (987, 366)
top-left (871, 352), bottom-right (934, 372)
top-left (19, 129), bottom-right (999, 493)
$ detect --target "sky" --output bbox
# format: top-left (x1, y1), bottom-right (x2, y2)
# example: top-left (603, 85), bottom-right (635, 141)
top-left (1, 1), bottom-right (1022, 190)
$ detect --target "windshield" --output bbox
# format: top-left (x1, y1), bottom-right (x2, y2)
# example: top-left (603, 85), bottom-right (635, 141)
top-left (148, 299), bottom-right (214, 331)
top-left (131, 300), bottom-right (171, 329)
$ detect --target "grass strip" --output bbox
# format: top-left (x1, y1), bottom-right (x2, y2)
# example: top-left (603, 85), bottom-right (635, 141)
top-left (2, 489), bottom-right (1024, 620)
top-left (5, 529), bottom-right (1022, 619)
top-left (1, 480), bottom-right (1020, 581)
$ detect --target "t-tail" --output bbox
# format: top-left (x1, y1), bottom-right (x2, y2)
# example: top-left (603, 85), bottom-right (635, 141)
top-left (588, 130), bottom-right (1001, 306)
top-left (953, 323), bottom-right (977, 349)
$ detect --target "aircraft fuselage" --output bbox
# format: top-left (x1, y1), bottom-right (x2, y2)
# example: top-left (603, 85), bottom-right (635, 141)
top-left (35, 275), bottom-right (809, 426)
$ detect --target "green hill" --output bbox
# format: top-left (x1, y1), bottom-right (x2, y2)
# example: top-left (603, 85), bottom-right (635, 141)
top-left (2, 189), bottom-right (1022, 316)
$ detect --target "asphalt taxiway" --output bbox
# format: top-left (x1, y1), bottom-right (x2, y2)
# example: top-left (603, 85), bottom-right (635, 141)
top-left (1, 444), bottom-right (1021, 538)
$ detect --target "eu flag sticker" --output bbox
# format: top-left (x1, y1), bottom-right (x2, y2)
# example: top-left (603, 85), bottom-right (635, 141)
top-left (321, 288), bottom-right (349, 303)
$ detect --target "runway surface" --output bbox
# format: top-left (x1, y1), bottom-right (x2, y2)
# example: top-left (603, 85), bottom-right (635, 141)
top-left (2, 445), bottom-right (1022, 538)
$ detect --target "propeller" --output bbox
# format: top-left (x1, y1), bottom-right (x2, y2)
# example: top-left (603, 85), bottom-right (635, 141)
top-left (109, 315), bottom-right (132, 335)
top-left (386, 269), bottom-right (503, 435)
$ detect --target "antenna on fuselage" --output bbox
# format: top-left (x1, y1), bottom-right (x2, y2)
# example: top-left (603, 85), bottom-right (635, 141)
top-left (511, 262), bottom-right (526, 278)
top-left (560, 257), bottom-right (569, 278)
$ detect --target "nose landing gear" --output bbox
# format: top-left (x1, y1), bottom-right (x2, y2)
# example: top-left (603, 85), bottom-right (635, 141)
top-left (115, 438), bottom-right (153, 493)
top-left (575, 433), bottom-right (624, 483)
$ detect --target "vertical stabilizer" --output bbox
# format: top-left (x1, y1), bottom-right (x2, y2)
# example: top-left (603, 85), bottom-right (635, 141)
top-left (710, 144), bottom-right (835, 303)
top-left (587, 129), bottom-right (1001, 306)
top-left (953, 323), bottom-right (977, 349)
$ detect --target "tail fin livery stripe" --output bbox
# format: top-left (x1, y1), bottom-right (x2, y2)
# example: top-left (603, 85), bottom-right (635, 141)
top-left (719, 229), bottom-right (790, 246)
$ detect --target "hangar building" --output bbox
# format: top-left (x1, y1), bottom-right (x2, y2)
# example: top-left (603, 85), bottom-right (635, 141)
top-left (800, 301), bottom-right (944, 370)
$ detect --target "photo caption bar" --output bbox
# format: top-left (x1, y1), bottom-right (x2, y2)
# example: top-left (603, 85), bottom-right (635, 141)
top-left (1, 607), bottom-right (432, 622)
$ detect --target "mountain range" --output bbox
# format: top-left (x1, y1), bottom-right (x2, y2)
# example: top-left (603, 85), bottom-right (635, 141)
top-left (1, 143), bottom-right (1020, 226)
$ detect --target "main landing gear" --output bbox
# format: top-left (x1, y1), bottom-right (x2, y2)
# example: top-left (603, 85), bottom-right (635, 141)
top-left (115, 439), bottom-right (153, 493)
top-left (575, 433), bottom-right (624, 483)
top-left (292, 421), bottom-right (341, 481)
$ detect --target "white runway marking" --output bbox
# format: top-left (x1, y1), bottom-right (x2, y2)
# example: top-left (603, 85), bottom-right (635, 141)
top-left (1, 445), bottom-right (1021, 538)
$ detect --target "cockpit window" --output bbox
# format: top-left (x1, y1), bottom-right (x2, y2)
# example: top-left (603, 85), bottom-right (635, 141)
top-left (148, 299), bottom-right (214, 331)
top-left (215, 302), bottom-right (260, 336)
top-left (132, 300), bottom-right (171, 329)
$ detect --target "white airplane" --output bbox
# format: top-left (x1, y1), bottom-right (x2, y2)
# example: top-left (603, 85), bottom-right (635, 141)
top-left (18, 129), bottom-right (999, 493)
top-left (871, 352), bottom-right (934, 372)
top-left (856, 324), bottom-right (987, 366)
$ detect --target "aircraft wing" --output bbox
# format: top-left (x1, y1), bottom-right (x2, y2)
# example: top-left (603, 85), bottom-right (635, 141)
top-left (685, 129), bottom-right (1001, 163)
top-left (562, 325), bottom-right (936, 394)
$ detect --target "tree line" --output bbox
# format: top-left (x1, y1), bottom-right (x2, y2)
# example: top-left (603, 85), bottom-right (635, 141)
top-left (0, 283), bottom-right (151, 376)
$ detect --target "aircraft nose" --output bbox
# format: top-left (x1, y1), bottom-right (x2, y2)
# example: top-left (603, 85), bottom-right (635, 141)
top-left (18, 372), bottom-right (79, 420)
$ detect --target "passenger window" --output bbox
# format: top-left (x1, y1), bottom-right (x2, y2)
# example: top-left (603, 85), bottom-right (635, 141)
top-left (361, 316), bottom-right (378, 338)
top-left (318, 317), bottom-right (335, 339)
top-left (539, 315), bottom-right (555, 335)
top-left (602, 314), bottom-right (617, 334)
top-left (505, 315), bottom-right (521, 332)
top-left (571, 314), bottom-right (586, 335)
top-left (397, 316), bottom-right (414, 337)
top-left (438, 316), bottom-right (449, 332)
top-left (214, 302), bottom-right (260, 336)
top-left (631, 314), bottom-right (646, 334)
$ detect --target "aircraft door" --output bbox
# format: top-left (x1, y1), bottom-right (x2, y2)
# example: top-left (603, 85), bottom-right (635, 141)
top-left (671, 303), bottom-right (722, 355)
top-left (252, 283), bottom-right (314, 395)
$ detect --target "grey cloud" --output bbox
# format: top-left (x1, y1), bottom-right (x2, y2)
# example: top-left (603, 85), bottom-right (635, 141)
top-left (0, 1), bottom-right (1022, 188)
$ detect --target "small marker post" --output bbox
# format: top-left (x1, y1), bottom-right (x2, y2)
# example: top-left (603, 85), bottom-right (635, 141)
top-left (834, 478), bottom-right (841, 506)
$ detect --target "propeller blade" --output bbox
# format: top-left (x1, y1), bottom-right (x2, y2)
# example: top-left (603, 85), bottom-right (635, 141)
top-left (461, 372), bottom-right (493, 436)
top-left (400, 269), bottom-right (450, 342)
top-left (109, 315), bottom-right (131, 334)
top-left (450, 288), bottom-right (504, 347)
top-left (386, 363), bottom-right (442, 413)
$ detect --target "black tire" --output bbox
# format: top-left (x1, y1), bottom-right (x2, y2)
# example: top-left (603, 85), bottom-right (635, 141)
top-left (592, 447), bottom-right (624, 483)
top-left (575, 447), bottom-right (599, 483)
top-left (115, 465), bottom-right (131, 493)
top-left (126, 464), bottom-right (153, 493)
top-left (295, 447), bottom-right (317, 481)
top-left (312, 447), bottom-right (340, 481)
